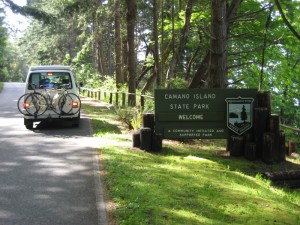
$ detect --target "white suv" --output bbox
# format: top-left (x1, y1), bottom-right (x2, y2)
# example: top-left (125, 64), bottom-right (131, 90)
top-left (21, 65), bottom-right (81, 129)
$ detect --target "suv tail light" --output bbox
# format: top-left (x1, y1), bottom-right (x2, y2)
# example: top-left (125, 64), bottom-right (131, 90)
top-left (72, 101), bottom-right (79, 108)
top-left (23, 102), bottom-right (30, 109)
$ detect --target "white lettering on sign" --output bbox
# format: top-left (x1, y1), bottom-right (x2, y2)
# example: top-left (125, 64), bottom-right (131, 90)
top-left (196, 129), bottom-right (215, 133)
top-left (164, 93), bottom-right (217, 100)
top-left (170, 104), bottom-right (190, 110)
top-left (165, 94), bottom-right (190, 99)
top-left (193, 93), bottom-right (216, 99)
top-left (193, 104), bottom-right (209, 109)
top-left (173, 129), bottom-right (194, 133)
top-left (178, 114), bottom-right (204, 120)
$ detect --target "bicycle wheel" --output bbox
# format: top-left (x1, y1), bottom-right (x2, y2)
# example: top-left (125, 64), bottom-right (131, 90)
top-left (58, 93), bottom-right (81, 115)
top-left (17, 93), bottom-right (31, 115)
top-left (18, 93), bottom-right (48, 116)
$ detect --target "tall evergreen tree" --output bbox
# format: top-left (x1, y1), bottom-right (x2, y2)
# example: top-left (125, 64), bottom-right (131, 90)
top-left (0, 6), bottom-right (8, 81)
top-left (125, 0), bottom-right (137, 106)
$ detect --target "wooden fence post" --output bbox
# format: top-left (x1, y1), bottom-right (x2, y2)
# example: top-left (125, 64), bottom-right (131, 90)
top-left (140, 127), bottom-right (152, 151)
top-left (254, 108), bottom-right (268, 158)
top-left (143, 113), bottom-right (155, 133)
top-left (262, 132), bottom-right (276, 164)
top-left (109, 92), bottom-right (113, 104)
top-left (288, 141), bottom-right (297, 155)
top-left (122, 93), bottom-right (126, 107)
top-left (141, 95), bottom-right (145, 109)
top-left (257, 91), bottom-right (271, 115)
top-left (279, 130), bottom-right (286, 162)
top-left (229, 136), bottom-right (244, 156)
top-left (151, 134), bottom-right (162, 152)
top-left (269, 114), bottom-right (280, 162)
top-left (132, 130), bottom-right (141, 148)
top-left (115, 93), bottom-right (119, 106)
top-left (245, 142), bottom-right (256, 161)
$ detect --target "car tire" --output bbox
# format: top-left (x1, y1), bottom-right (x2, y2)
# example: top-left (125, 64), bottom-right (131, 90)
top-left (72, 113), bottom-right (80, 127)
top-left (24, 118), bottom-right (33, 130)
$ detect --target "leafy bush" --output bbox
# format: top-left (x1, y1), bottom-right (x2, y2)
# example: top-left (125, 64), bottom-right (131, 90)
top-left (142, 92), bottom-right (154, 113)
top-left (130, 108), bottom-right (143, 130)
top-left (72, 63), bottom-right (98, 86)
top-left (167, 77), bottom-right (188, 88)
top-left (114, 106), bottom-right (144, 130)
top-left (99, 75), bottom-right (118, 91)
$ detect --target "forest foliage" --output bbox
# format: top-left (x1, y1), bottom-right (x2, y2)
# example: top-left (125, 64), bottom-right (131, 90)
top-left (0, 0), bottom-right (300, 129)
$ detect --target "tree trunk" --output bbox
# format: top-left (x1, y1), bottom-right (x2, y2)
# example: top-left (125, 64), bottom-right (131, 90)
top-left (160, 0), bottom-right (165, 85)
top-left (153, 0), bottom-right (161, 87)
top-left (93, 0), bottom-right (106, 79)
top-left (136, 46), bottom-right (153, 87)
top-left (141, 73), bottom-right (156, 94)
top-left (122, 38), bottom-right (128, 84)
top-left (114, 0), bottom-right (123, 88)
top-left (208, 0), bottom-right (227, 88)
top-left (165, 0), bottom-right (196, 87)
top-left (259, 9), bottom-right (272, 91)
top-left (125, 0), bottom-right (137, 106)
top-left (188, 0), bottom-right (242, 88)
top-left (106, 24), bottom-right (113, 76)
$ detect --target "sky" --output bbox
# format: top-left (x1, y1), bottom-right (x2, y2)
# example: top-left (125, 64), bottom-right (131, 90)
top-left (2, 0), bottom-right (29, 39)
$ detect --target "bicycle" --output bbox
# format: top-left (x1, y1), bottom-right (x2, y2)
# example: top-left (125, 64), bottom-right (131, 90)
top-left (18, 84), bottom-right (81, 117)
top-left (55, 85), bottom-right (81, 115)
top-left (17, 84), bottom-right (48, 117)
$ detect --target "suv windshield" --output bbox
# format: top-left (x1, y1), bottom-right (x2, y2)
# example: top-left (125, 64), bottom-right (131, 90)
top-left (28, 72), bottom-right (72, 90)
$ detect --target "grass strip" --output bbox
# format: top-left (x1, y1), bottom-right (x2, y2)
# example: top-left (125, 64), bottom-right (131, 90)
top-left (82, 99), bottom-right (300, 225)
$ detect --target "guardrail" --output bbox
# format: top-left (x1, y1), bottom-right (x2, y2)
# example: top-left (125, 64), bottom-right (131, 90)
top-left (280, 123), bottom-right (299, 153)
top-left (280, 124), bottom-right (300, 132)
top-left (79, 87), bottom-right (154, 109)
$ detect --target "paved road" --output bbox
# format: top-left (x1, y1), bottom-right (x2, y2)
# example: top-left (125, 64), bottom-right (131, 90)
top-left (0, 83), bottom-right (107, 225)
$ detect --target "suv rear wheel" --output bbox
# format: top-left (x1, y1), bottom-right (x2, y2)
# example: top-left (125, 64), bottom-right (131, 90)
top-left (24, 118), bottom-right (33, 130)
top-left (72, 113), bottom-right (80, 127)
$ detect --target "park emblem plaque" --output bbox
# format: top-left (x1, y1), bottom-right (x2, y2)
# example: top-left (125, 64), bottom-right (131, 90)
top-left (155, 89), bottom-right (257, 139)
top-left (225, 97), bottom-right (254, 135)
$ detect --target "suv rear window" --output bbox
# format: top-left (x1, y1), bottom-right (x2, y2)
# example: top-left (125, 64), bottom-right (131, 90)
top-left (28, 72), bottom-right (72, 90)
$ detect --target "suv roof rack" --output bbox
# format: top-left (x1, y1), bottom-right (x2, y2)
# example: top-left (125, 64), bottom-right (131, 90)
top-left (29, 65), bottom-right (71, 71)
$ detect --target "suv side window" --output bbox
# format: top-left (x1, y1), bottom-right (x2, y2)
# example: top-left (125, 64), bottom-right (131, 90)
top-left (28, 73), bottom-right (40, 90)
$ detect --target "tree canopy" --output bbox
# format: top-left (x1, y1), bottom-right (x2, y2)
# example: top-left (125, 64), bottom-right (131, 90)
top-left (1, 0), bottom-right (300, 128)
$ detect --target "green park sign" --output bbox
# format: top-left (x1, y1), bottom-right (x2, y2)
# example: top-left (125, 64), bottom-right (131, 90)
top-left (154, 89), bottom-right (257, 139)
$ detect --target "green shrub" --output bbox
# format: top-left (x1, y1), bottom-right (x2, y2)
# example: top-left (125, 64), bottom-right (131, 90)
top-left (167, 77), bottom-right (188, 88)
top-left (114, 106), bottom-right (144, 130)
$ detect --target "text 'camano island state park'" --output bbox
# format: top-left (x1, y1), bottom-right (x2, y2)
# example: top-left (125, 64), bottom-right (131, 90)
top-left (165, 93), bottom-right (216, 110)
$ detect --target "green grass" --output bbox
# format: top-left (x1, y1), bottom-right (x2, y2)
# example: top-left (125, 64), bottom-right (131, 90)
top-left (0, 82), bottom-right (3, 92)
top-left (82, 99), bottom-right (300, 225)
